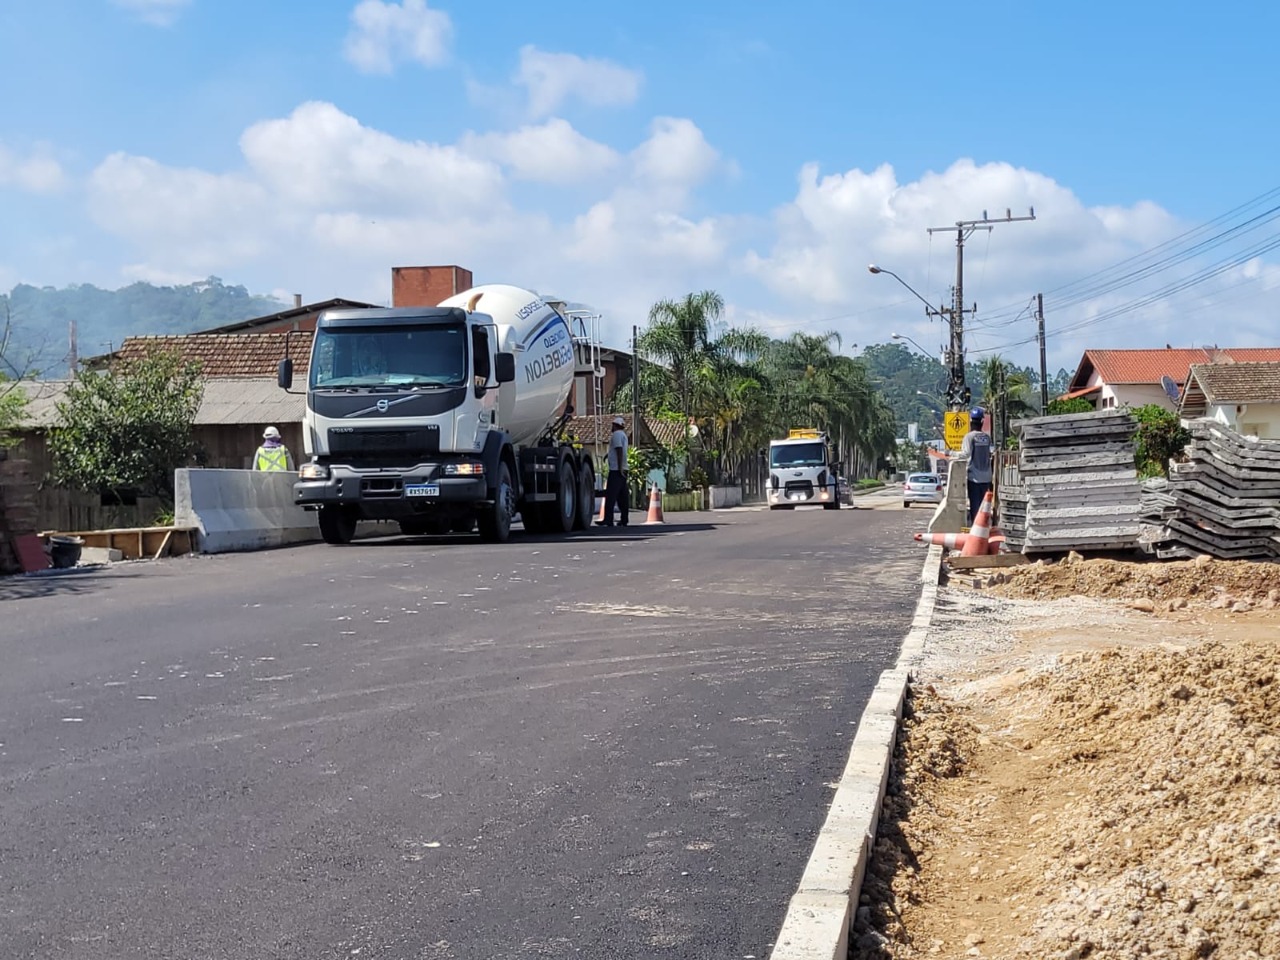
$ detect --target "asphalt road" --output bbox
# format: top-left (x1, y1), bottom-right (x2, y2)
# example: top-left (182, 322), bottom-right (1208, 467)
top-left (1, 496), bottom-right (923, 959)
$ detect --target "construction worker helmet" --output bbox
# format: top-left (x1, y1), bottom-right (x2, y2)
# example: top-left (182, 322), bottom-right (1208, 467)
top-left (263, 426), bottom-right (281, 439)
top-left (969, 407), bottom-right (985, 423)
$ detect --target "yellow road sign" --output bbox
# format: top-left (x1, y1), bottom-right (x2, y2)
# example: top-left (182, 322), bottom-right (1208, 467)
top-left (944, 410), bottom-right (970, 451)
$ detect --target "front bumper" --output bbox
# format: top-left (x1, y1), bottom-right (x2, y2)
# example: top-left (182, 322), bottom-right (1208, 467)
top-left (767, 486), bottom-right (834, 505)
top-left (295, 464), bottom-right (487, 512)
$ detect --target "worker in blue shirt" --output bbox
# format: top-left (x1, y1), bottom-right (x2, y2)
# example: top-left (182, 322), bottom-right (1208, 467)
top-left (959, 408), bottom-right (993, 523)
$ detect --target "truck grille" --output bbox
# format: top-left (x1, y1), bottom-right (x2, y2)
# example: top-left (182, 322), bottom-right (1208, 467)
top-left (784, 480), bottom-right (814, 498)
top-left (327, 426), bottom-right (440, 459)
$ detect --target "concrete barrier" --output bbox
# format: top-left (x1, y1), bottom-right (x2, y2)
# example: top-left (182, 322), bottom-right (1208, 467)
top-left (175, 468), bottom-right (319, 554)
top-left (927, 459), bottom-right (969, 534)
top-left (709, 484), bottom-right (743, 509)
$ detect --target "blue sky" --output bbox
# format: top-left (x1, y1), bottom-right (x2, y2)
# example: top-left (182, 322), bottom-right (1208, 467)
top-left (2, 0), bottom-right (1278, 373)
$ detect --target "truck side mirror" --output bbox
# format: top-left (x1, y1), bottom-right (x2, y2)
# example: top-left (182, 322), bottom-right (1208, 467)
top-left (494, 352), bottom-right (516, 384)
top-left (277, 358), bottom-right (293, 390)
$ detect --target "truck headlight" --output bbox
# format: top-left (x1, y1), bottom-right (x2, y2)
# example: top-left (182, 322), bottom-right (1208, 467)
top-left (444, 462), bottom-right (484, 476)
top-left (299, 461), bottom-right (329, 480)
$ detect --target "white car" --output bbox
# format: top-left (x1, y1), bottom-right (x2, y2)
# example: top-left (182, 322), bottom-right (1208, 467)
top-left (903, 473), bottom-right (945, 508)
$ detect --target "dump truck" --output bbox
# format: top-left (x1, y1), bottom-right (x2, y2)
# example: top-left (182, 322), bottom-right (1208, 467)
top-left (766, 428), bottom-right (842, 510)
top-left (277, 284), bottom-right (599, 544)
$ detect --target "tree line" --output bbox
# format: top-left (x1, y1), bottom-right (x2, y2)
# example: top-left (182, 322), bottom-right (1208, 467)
top-left (619, 291), bottom-right (899, 484)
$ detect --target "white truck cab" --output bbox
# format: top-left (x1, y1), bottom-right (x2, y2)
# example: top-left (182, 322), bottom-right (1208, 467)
top-left (767, 429), bottom-right (842, 510)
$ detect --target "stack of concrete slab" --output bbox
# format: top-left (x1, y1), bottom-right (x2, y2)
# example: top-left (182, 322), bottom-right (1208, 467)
top-left (1139, 419), bottom-right (1280, 560)
top-left (1008, 410), bottom-right (1142, 554)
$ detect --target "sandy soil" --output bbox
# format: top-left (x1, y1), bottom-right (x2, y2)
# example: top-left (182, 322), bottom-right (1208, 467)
top-left (850, 556), bottom-right (1280, 960)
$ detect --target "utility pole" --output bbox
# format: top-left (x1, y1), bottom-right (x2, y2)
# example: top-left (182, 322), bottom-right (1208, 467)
top-left (1036, 293), bottom-right (1048, 411)
top-left (927, 208), bottom-right (1036, 409)
top-left (631, 324), bottom-right (640, 439)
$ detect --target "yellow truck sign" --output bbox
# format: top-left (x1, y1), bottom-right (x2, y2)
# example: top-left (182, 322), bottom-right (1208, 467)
top-left (787, 428), bottom-right (823, 439)
top-left (943, 410), bottom-right (970, 452)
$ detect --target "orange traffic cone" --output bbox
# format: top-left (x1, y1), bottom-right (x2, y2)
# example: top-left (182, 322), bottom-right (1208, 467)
top-left (987, 532), bottom-right (1006, 555)
top-left (961, 491), bottom-right (994, 557)
top-left (597, 491), bottom-right (607, 523)
top-left (644, 485), bottom-right (665, 524)
top-left (913, 531), bottom-right (970, 550)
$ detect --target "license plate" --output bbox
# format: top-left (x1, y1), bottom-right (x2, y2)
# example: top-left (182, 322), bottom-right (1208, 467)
top-left (404, 484), bottom-right (439, 497)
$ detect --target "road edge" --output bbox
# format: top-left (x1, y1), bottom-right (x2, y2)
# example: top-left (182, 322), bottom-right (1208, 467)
top-left (768, 543), bottom-right (943, 960)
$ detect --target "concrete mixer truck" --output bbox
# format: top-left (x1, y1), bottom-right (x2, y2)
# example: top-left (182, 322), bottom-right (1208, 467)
top-left (276, 284), bottom-right (599, 544)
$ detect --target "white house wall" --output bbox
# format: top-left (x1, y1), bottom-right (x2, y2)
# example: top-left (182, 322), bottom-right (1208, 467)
top-left (1207, 402), bottom-right (1280, 439)
top-left (1111, 384), bottom-right (1176, 411)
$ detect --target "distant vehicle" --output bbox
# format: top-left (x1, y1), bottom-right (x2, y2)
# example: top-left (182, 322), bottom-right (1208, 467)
top-left (903, 473), bottom-right (945, 508)
top-left (767, 428), bottom-right (841, 510)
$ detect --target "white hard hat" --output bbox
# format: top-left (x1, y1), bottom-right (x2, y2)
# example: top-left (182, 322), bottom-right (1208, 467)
top-left (612, 415), bottom-right (625, 427)
top-left (263, 426), bottom-right (281, 439)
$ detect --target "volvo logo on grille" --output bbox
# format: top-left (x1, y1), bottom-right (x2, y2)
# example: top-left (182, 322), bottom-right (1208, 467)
top-left (376, 399), bottom-right (389, 413)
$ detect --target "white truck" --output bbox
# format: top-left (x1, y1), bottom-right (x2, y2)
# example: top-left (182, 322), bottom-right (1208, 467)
top-left (277, 284), bottom-right (598, 544)
top-left (767, 428), bottom-right (842, 510)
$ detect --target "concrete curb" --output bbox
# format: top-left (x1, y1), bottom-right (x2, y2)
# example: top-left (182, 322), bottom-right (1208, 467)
top-left (768, 544), bottom-right (943, 960)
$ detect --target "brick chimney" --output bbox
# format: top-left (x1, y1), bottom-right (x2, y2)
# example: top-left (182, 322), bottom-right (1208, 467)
top-left (392, 266), bottom-right (474, 307)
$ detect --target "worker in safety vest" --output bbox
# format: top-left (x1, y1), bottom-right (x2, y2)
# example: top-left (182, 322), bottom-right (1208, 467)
top-left (253, 426), bottom-right (295, 472)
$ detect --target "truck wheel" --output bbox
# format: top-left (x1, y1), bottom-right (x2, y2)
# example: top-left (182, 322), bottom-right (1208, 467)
top-left (478, 462), bottom-right (514, 543)
top-left (574, 462), bottom-right (595, 531)
top-left (824, 500), bottom-right (840, 510)
top-left (318, 506), bottom-right (357, 545)
top-left (553, 454), bottom-right (577, 534)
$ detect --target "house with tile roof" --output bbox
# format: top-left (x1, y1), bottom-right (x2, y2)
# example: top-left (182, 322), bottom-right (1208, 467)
top-left (1179, 362), bottom-right (1280, 438)
top-left (1063, 347), bottom-right (1280, 411)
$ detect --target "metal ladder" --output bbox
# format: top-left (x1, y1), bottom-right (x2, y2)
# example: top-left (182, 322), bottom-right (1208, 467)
top-left (553, 303), bottom-right (607, 471)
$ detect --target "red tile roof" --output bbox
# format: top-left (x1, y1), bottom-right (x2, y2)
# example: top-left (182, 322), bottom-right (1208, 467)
top-left (115, 332), bottom-right (312, 377)
top-left (1070, 348), bottom-right (1280, 390)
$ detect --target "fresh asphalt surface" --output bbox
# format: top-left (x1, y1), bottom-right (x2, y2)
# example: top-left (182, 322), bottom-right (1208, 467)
top-left (1, 493), bottom-right (923, 959)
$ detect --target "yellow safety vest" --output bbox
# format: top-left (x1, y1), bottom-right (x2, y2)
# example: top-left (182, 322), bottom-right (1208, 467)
top-left (255, 446), bottom-right (289, 471)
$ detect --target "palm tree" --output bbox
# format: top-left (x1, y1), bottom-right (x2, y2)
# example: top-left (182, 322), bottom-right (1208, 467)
top-left (979, 355), bottom-right (1036, 446)
top-left (639, 291), bottom-right (768, 472)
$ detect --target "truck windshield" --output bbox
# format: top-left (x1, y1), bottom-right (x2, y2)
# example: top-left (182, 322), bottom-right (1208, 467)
top-left (771, 442), bottom-right (827, 468)
top-left (309, 323), bottom-right (467, 388)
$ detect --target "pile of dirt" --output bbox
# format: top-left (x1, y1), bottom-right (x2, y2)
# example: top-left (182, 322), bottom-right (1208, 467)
top-left (851, 587), bottom-right (1280, 959)
top-left (985, 555), bottom-right (1280, 610)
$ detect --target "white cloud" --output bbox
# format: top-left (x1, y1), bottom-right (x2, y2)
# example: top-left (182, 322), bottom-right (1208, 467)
top-left (515, 46), bottom-right (642, 119)
top-left (239, 101), bottom-right (503, 216)
top-left (87, 153), bottom-right (273, 271)
top-left (631, 117), bottom-right (721, 195)
top-left (460, 119), bottom-right (620, 184)
top-left (110, 0), bottom-right (191, 27)
top-left (343, 0), bottom-right (452, 74)
top-left (63, 100), bottom-right (1280, 373)
top-left (0, 143), bottom-right (67, 194)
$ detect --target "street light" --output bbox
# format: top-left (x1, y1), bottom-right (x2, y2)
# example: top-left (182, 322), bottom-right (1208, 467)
top-left (868, 264), bottom-right (938, 315)
top-left (891, 332), bottom-right (942, 364)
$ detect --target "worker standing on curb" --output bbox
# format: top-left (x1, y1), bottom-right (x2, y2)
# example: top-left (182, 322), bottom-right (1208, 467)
top-left (599, 415), bottom-right (630, 527)
top-left (959, 407), bottom-right (992, 524)
top-left (253, 426), bottom-right (295, 472)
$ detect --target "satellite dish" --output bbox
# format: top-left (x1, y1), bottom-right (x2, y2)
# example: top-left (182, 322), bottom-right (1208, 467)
top-left (1161, 375), bottom-right (1181, 402)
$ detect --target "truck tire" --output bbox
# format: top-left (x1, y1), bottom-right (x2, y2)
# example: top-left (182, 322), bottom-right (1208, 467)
top-left (318, 506), bottom-right (357, 545)
top-left (824, 499), bottom-right (841, 510)
top-left (552, 453), bottom-right (577, 534)
top-left (574, 462), bottom-right (595, 531)
top-left (478, 462), bottom-right (514, 543)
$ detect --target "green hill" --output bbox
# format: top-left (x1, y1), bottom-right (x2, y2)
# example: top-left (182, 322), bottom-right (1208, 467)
top-left (2, 277), bottom-right (286, 378)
